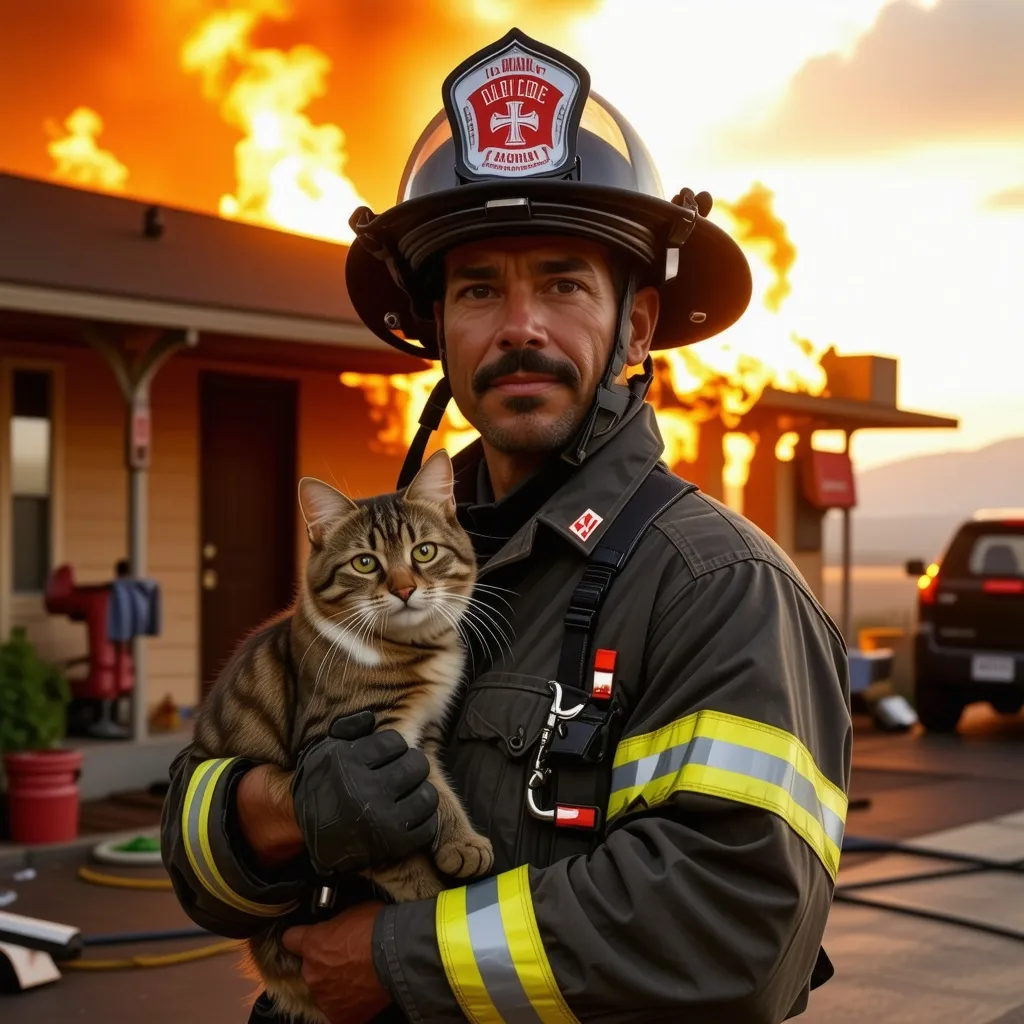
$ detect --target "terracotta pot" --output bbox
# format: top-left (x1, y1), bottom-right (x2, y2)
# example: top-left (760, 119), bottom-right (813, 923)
top-left (3, 749), bottom-right (83, 844)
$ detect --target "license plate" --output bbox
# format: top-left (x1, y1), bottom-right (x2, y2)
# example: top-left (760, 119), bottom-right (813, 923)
top-left (971, 655), bottom-right (1016, 683)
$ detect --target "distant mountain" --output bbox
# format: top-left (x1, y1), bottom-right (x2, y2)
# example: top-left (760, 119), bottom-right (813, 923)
top-left (823, 437), bottom-right (1024, 564)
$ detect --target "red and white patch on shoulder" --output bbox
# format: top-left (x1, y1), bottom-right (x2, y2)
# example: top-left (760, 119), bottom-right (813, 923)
top-left (569, 508), bottom-right (603, 542)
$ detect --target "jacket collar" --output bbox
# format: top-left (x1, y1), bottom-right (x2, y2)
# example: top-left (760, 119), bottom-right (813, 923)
top-left (453, 402), bottom-right (667, 577)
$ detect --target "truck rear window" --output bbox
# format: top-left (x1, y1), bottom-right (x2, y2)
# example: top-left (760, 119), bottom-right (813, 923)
top-left (943, 524), bottom-right (1024, 578)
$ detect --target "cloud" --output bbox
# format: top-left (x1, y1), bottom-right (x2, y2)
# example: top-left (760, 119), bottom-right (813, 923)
top-left (984, 186), bottom-right (1024, 210)
top-left (722, 0), bottom-right (1024, 159)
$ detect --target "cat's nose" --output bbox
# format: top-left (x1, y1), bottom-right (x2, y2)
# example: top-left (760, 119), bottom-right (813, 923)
top-left (392, 585), bottom-right (416, 603)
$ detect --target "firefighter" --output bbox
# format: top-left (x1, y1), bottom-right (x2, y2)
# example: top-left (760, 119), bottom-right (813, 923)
top-left (161, 28), bottom-right (851, 1024)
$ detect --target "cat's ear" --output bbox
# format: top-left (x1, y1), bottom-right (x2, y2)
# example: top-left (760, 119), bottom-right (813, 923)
top-left (404, 449), bottom-right (456, 518)
top-left (298, 477), bottom-right (357, 547)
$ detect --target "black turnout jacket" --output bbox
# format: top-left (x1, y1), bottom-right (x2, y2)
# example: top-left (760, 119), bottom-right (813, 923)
top-left (161, 401), bottom-right (852, 1024)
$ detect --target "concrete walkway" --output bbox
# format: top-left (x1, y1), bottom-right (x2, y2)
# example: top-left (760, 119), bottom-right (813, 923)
top-left (804, 811), bottom-right (1024, 1023)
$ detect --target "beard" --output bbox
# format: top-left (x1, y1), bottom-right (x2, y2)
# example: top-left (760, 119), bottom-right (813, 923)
top-left (476, 400), bottom-right (585, 455)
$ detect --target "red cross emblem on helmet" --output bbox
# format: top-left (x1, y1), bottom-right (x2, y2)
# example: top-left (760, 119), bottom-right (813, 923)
top-left (444, 29), bottom-right (587, 181)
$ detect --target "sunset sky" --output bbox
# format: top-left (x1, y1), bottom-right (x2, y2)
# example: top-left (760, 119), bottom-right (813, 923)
top-left (1, 0), bottom-right (1021, 472)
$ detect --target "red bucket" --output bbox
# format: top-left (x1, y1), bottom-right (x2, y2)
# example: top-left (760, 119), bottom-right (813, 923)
top-left (3, 749), bottom-right (83, 844)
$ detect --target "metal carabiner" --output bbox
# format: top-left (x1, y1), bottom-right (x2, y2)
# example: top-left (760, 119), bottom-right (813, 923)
top-left (525, 680), bottom-right (587, 821)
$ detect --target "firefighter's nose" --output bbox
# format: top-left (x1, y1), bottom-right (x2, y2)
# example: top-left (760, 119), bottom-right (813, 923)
top-left (499, 286), bottom-right (545, 349)
top-left (392, 585), bottom-right (416, 603)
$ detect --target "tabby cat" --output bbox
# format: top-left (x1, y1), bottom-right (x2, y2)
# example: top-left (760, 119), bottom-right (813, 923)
top-left (192, 449), bottom-right (494, 1024)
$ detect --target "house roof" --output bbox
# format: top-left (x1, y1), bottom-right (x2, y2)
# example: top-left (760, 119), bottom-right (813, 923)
top-left (0, 172), bottom-right (385, 350)
top-left (745, 387), bottom-right (959, 432)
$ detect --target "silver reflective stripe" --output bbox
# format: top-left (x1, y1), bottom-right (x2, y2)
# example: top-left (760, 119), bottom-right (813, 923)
top-left (465, 877), bottom-right (544, 1024)
top-left (611, 735), bottom-right (844, 847)
top-left (185, 760), bottom-right (237, 906)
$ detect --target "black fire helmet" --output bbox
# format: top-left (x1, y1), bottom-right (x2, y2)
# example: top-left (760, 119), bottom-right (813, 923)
top-left (344, 28), bottom-right (752, 484)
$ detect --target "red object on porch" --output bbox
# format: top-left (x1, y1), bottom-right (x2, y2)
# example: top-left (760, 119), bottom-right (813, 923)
top-left (3, 750), bottom-right (84, 844)
top-left (44, 565), bottom-right (134, 701)
top-left (800, 450), bottom-right (857, 510)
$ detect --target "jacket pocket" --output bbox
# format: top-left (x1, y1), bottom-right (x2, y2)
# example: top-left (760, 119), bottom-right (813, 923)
top-left (449, 672), bottom-right (553, 869)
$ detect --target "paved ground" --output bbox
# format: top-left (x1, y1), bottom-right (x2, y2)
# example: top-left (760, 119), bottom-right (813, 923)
top-left (3, 706), bottom-right (1024, 1023)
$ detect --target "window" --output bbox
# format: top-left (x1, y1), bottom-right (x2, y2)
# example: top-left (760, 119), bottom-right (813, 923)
top-left (944, 522), bottom-right (1024, 579)
top-left (11, 370), bottom-right (52, 592)
top-left (968, 531), bottom-right (1024, 578)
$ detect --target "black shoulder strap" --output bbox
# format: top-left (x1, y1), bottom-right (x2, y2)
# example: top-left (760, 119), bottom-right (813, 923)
top-left (555, 466), bottom-right (693, 699)
top-left (546, 466), bottom-right (693, 862)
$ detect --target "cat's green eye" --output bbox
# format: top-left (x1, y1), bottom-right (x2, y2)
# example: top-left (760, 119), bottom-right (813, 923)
top-left (411, 542), bottom-right (437, 564)
top-left (351, 555), bottom-right (378, 574)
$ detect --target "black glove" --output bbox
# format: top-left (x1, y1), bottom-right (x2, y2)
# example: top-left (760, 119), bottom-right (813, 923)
top-left (291, 711), bottom-right (439, 876)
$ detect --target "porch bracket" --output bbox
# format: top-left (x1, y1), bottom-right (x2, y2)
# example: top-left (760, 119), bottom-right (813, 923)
top-left (81, 324), bottom-right (199, 742)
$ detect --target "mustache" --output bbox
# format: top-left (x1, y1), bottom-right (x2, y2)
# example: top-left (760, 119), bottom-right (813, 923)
top-left (472, 349), bottom-right (582, 395)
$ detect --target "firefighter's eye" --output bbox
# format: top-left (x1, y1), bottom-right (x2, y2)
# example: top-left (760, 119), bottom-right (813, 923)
top-left (461, 284), bottom-right (495, 300)
top-left (552, 279), bottom-right (582, 294)
top-left (412, 543), bottom-right (437, 564)
top-left (351, 555), bottom-right (378, 574)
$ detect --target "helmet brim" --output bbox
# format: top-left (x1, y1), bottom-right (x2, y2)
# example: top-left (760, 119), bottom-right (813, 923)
top-left (345, 179), bottom-right (752, 358)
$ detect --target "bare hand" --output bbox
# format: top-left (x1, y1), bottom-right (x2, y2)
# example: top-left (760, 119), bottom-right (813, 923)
top-left (236, 764), bottom-right (304, 867)
top-left (282, 902), bottom-right (392, 1024)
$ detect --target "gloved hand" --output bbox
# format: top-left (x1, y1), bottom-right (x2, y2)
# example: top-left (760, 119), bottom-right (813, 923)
top-left (291, 711), bottom-right (439, 877)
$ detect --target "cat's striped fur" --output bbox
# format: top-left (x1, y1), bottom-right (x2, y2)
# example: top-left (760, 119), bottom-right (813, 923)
top-left (192, 450), bottom-right (493, 1023)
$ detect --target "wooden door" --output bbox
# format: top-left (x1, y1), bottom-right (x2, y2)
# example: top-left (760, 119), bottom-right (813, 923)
top-left (199, 372), bottom-right (298, 696)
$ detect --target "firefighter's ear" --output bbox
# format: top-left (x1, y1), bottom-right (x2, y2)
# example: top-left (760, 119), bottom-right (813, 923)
top-left (627, 286), bottom-right (659, 366)
top-left (298, 477), bottom-right (358, 547)
top-left (404, 449), bottom-right (456, 518)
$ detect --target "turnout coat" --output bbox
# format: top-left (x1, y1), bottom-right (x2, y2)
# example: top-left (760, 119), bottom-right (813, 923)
top-left (161, 401), bottom-right (852, 1023)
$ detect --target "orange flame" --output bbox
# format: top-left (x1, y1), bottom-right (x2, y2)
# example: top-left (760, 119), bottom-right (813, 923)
top-left (717, 182), bottom-right (797, 313)
top-left (181, 0), bottom-right (369, 244)
top-left (340, 368), bottom-right (478, 460)
top-left (46, 107), bottom-right (128, 193)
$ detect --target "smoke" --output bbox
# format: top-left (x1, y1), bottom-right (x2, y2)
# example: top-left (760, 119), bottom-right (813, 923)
top-left (718, 182), bottom-right (797, 313)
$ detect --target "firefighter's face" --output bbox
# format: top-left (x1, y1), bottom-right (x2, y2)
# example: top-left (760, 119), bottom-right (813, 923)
top-left (438, 236), bottom-right (659, 456)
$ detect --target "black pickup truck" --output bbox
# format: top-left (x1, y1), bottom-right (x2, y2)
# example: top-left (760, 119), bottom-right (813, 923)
top-left (907, 509), bottom-right (1024, 732)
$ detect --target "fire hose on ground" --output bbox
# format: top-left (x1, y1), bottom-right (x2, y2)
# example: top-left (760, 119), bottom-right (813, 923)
top-left (3, 824), bottom-right (1024, 979)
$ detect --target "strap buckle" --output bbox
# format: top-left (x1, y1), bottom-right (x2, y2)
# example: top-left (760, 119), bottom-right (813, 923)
top-left (525, 681), bottom-right (587, 822)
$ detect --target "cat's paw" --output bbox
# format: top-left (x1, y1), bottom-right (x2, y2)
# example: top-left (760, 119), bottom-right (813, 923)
top-left (435, 832), bottom-right (494, 879)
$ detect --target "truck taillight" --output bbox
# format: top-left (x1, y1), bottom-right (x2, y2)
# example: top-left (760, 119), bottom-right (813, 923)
top-left (983, 579), bottom-right (1024, 594)
top-left (917, 563), bottom-right (940, 605)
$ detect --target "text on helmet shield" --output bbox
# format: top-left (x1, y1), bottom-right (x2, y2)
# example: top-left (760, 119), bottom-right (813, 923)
top-left (450, 41), bottom-right (581, 180)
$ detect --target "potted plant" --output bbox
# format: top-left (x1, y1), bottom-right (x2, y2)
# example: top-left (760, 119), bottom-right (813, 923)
top-left (0, 627), bottom-right (81, 844)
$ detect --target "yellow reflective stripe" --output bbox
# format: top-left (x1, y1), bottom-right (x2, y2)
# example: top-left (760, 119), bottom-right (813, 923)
top-left (436, 865), bottom-right (579, 1024)
top-left (498, 865), bottom-right (579, 1023)
top-left (609, 710), bottom-right (847, 881)
top-left (437, 885), bottom-right (502, 1024)
top-left (181, 757), bottom-right (297, 918)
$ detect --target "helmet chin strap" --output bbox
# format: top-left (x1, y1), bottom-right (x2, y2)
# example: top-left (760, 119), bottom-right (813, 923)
top-left (398, 374), bottom-right (452, 489)
top-left (561, 271), bottom-right (652, 467)
top-left (396, 272), bottom-right (653, 489)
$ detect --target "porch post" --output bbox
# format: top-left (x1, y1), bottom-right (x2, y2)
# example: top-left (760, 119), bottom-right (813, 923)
top-left (82, 325), bottom-right (198, 741)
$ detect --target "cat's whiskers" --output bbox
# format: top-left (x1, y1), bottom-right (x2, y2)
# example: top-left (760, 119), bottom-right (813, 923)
top-left (434, 581), bottom-right (516, 614)
top-left (311, 601), bottom-right (378, 703)
top-left (463, 607), bottom-right (514, 662)
top-left (430, 601), bottom-right (479, 676)
top-left (297, 602), bottom-right (374, 680)
top-left (442, 592), bottom-right (515, 658)
top-left (434, 595), bottom-right (508, 666)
